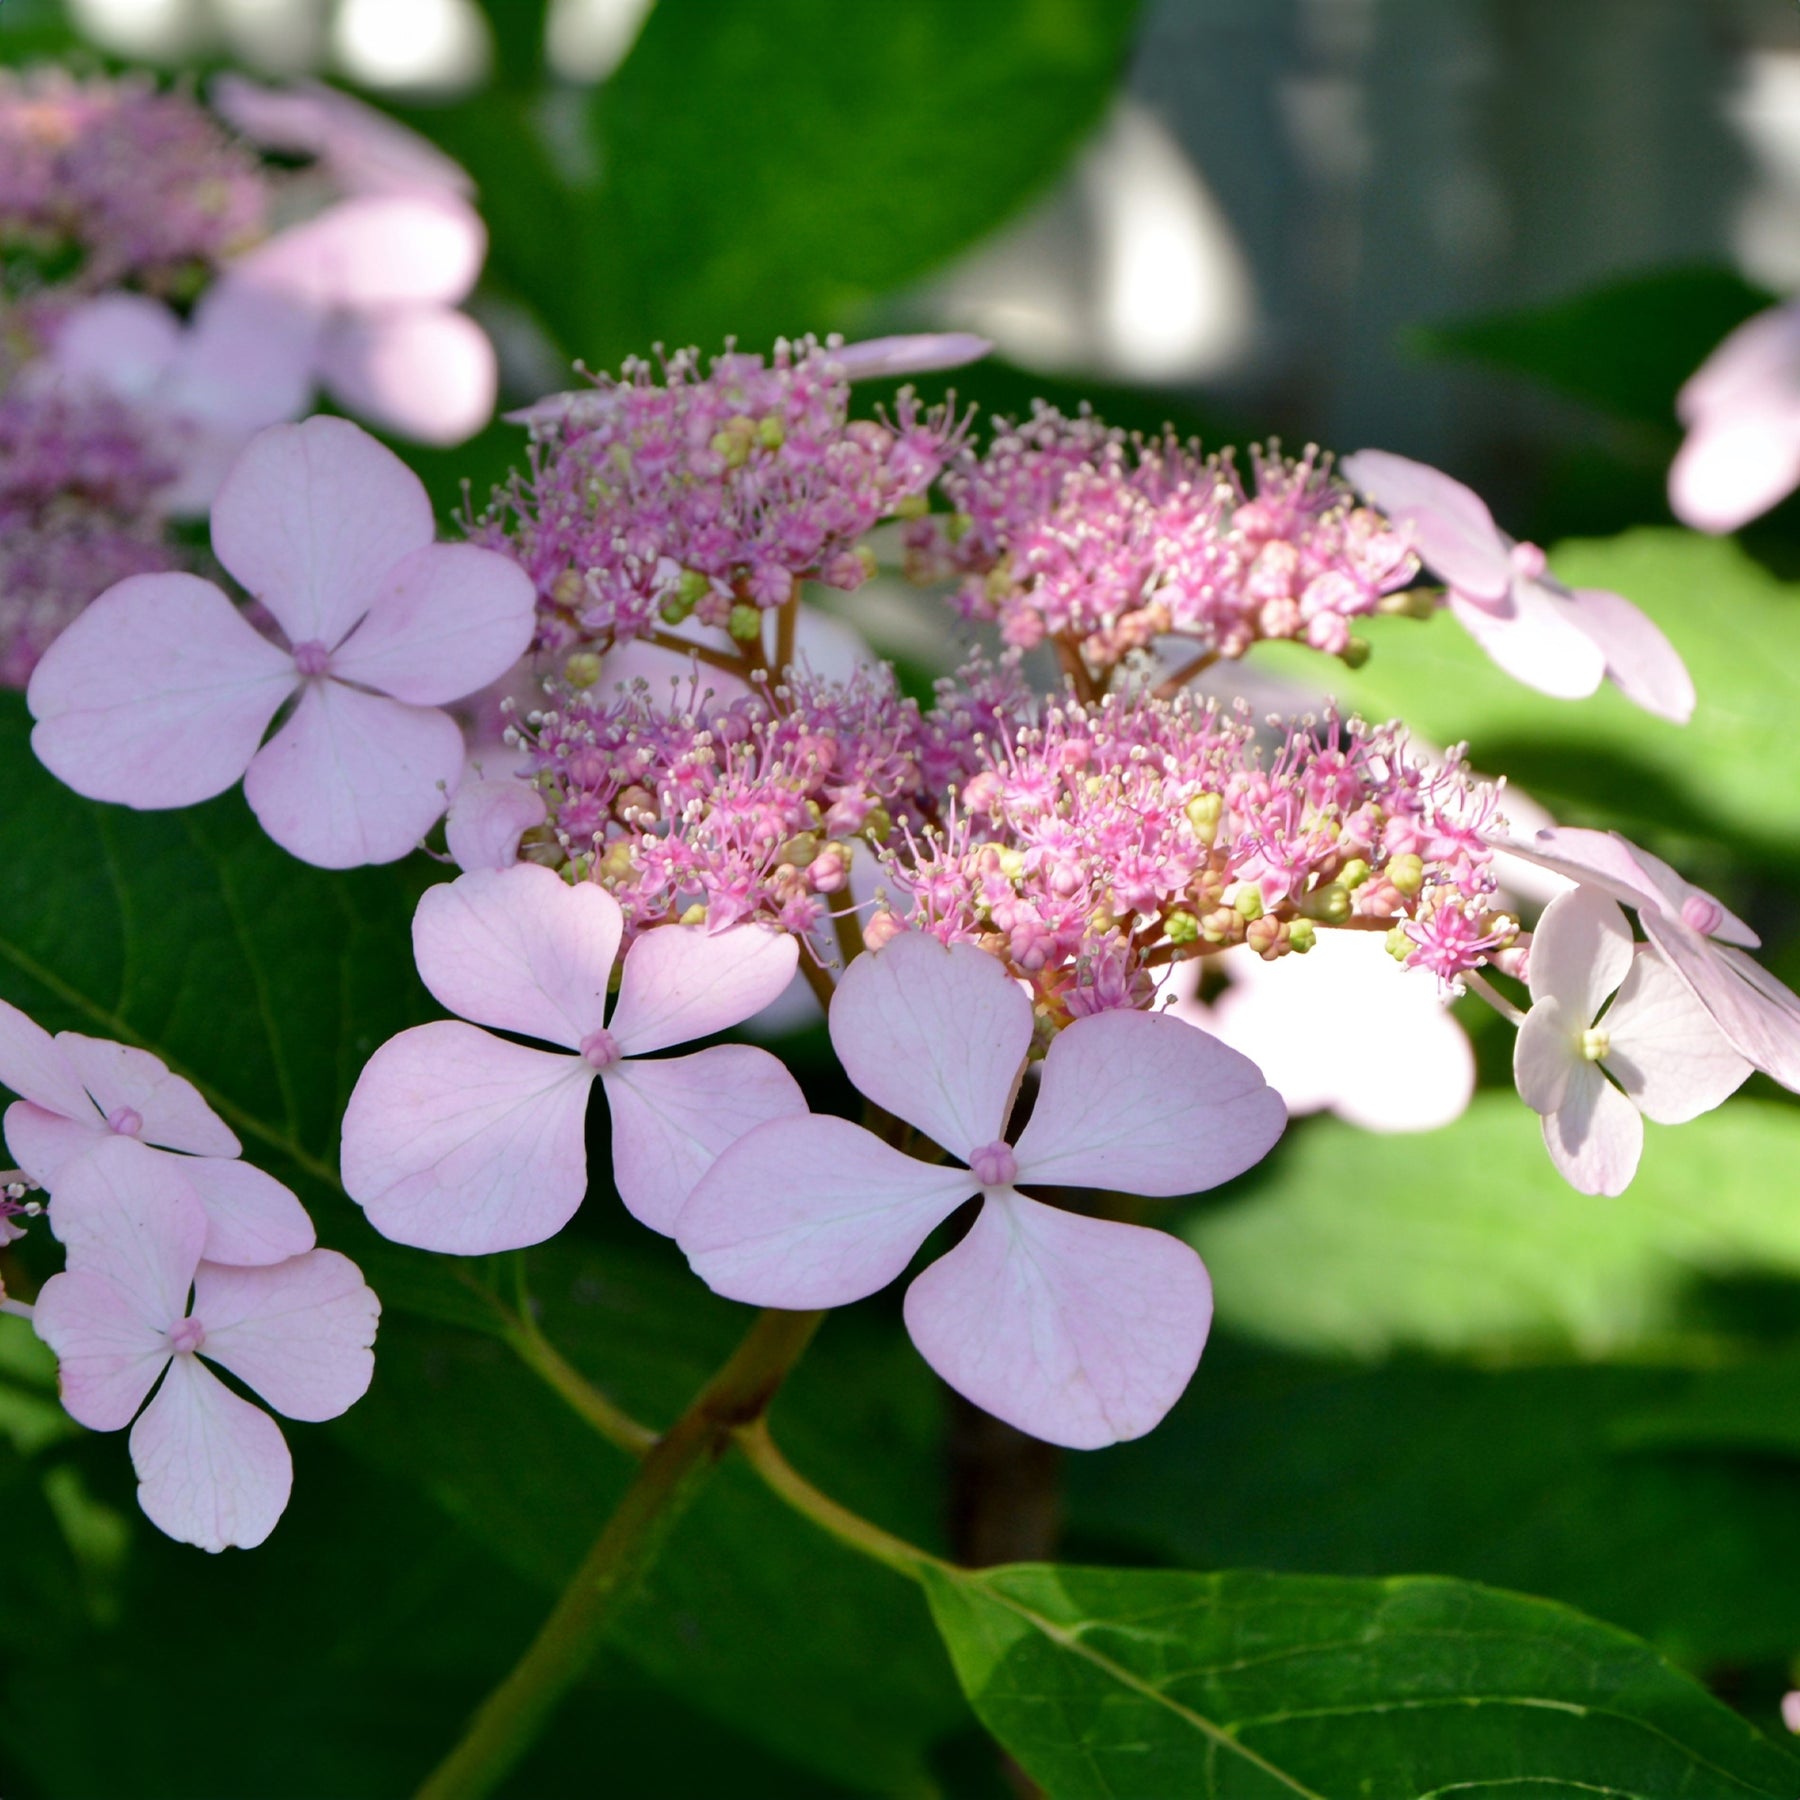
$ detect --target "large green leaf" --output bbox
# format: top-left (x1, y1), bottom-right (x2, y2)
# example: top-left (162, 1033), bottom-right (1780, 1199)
top-left (1188, 1097), bottom-right (1800, 1359)
top-left (924, 1563), bottom-right (1800, 1799)
top-left (1067, 1339), bottom-right (1800, 1673)
top-left (1260, 527), bottom-right (1800, 873)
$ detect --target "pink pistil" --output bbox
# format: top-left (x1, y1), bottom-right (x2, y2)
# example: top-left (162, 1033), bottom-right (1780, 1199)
top-left (1681, 894), bottom-right (1724, 935)
top-left (291, 639), bottom-right (331, 677)
top-left (106, 1105), bottom-right (143, 1137)
top-left (579, 1027), bottom-right (622, 1069)
top-left (1508, 541), bottom-right (1547, 580)
top-left (968, 1140), bottom-right (1018, 1187)
top-left (167, 1316), bottom-right (205, 1355)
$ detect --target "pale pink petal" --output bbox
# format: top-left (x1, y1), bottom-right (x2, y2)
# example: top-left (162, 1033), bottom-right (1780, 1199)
top-left (445, 768), bottom-right (546, 871)
top-left (602, 1044), bottom-right (807, 1233)
top-left (44, 1137), bottom-right (207, 1322)
top-left (1618, 839), bottom-right (1759, 946)
top-left (167, 280), bottom-right (319, 433)
top-left (235, 194), bottom-right (484, 310)
top-left (829, 935), bottom-right (1030, 1161)
top-left (1012, 1008), bottom-right (1284, 1196)
top-left (243, 679), bottom-right (464, 868)
top-left (1563, 586), bottom-right (1695, 723)
top-left (676, 1114), bottom-right (975, 1308)
top-left (340, 1021), bottom-right (595, 1253)
top-left (3, 1100), bottom-right (102, 1184)
top-left (54, 1033), bottom-right (239, 1157)
top-left (1603, 948), bottom-right (1752, 1125)
top-left (50, 292), bottom-right (180, 398)
top-left (1678, 304), bottom-right (1800, 425)
top-left (318, 306), bottom-right (498, 445)
top-left (129, 1355), bottom-right (291, 1552)
top-left (411, 865), bottom-right (622, 1048)
top-left (27, 573), bottom-right (297, 808)
top-left (1339, 450), bottom-right (1512, 600)
top-left (1669, 410), bottom-right (1800, 535)
top-left (31, 1269), bottom-right (169, 1430)
top-left (608, 924), bottom-right (800, 1057)
top-left (1524, 887), bottom-right (1634, 1015)
top-left (1512, 996), bottom-right (1582, 1117)
top-left (177, 1157), bottom-right (317, 1267)
top-left (191, 1250), bottom-right (378, 1422)
top-left (1447, 581), bottom-right (1607, 700)
top-left (1541, 1061), bottom-right (1643, 1197)
top-left (210, 417), bottom-right (436, 649)
top-left (902, 1194), bottom-right (1212, 1450)
top-left (0, 1000), bottom-right (99, 1124)
top-left (1640, 915), bottom-right (1800, 1094)
top-left (327, 543), bottom-right (534, 708)
top-left (826, 333), bottom-right (993, 380)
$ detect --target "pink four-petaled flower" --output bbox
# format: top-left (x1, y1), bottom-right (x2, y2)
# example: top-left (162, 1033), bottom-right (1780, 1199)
top-left (1514, 886), bottom-right (1749, 1194)
top-left (674, 932), bottom-right (1286, 1449)
top-left (0, 998), bottom-right (313, 1266)
top-left (31, 1138), bottom-right (378, 1553)
top-left (340, 864), bottom-right (806, 1253)
top-left (1342, 449), bottom-right (1693, 723)
top-left (27, 417), bottom-right (536, 868)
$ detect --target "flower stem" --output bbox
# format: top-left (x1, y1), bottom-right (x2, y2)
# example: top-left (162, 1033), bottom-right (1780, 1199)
top-left (414, 1306), bottom-right (823, 1800)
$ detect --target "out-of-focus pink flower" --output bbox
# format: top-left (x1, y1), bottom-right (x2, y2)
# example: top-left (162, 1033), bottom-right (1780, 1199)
top-left (1669, 304), bottom-right (1800, 534)
top-left (1514, 886), bottom-right (1749, 1194)
top-left (341, 864), bottom-right (804, 1251)
top-left (675, 932), bottom-right (1285, 1449)
top-left (45, 287), bottom-right (314, 512)
top-left (1164, 931), bottom-right (1475, 1133)
top-left (1343, 449), bottom-right (1694, 723)
top-left (1499, 825), bottom-right (1800, 1093)
top-left (28, 417), bottom-right (535, 868)
top-left (1782, 1690), bottom-right (1800, 1735)
top-left (0, 998), bottom-right (312, 1266)
top-left (31, 1138), bottom-right (377, 1553)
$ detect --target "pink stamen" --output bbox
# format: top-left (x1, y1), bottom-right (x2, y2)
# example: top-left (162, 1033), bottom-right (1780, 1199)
top-left (291, 639), bottom-right (331, 677)
top-left (579, 1027), bottom-right (622, 1068)
top-left (106, 1105), bottom-right (143, 1137)
top-left (167, 1316), bottom-right (205, 1355)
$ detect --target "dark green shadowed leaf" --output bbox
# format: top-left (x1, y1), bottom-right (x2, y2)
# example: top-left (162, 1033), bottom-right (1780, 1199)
top-left (923, 1564), bottom-right (1800, 1800)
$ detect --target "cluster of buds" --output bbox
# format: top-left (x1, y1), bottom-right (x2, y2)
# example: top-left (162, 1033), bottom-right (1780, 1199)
top-left (878, 689), bottom-right (1515, 1024)
top-left (904, 406), bottom-right (1420, 688)
top-left (477, 338), bottom-right (966, 653)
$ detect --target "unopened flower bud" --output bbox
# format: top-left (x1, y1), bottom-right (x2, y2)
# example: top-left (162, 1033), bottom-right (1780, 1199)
top-left (806, 844), bottom-right (851, 893)
top-left (1385, 925), bottom-right (1413, 962)
top-left (864, 909), bottom-right (904, 951)
top-left (1165, 909), bottom-right (1200, 945)
top-left (551, 568), bottom-right (585, 609)
top-left (1386, 852), bottom-right (1425, 897)
top-left (1298, 881), bottom-right (1351, 924)
top-left (1201, 907), bottom-right (1240, 944)
top-left (1229, 884), bottom-right (1264, 922)
top-left (1286, 919), bottom-right (1317, 953)
top-left (598, 841), bottom-right (638, 883)
top-left (1185, 792), bottom-right (1223, 845)
top-left (860, 805), bottom-right (892, 842)
top-left (564, 651), bottom-right (604, 689)
top-left (1339, 635), bottom-right (1372, 670)
top-left (1338, 857), bottom-right (1371, 890)
top-left (615, 785), bottom-right (655, 821)
top-left (756, 415), bottom-right (785, 450)
top-left (727, 603), bottom-right (762, 642)
top-left (1377, 586), bottom-right (1440, 620)
top-left (679, 903), bottom-right (708, 926)
top-left (1246, 915), bottom-right (1282, 956)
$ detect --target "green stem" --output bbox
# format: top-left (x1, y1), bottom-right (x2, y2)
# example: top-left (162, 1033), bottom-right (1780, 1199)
top-left (415, 1306), bottom-right (823, 1800)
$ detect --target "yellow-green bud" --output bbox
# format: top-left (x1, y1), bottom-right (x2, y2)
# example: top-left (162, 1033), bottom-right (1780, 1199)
top-left (551, 568), bottom-right (585, 609)
top-left (946, 511), bottom-right (973, 545)
top-left (560, 855), bottom-right (592, 885)
top-left (598, 841), bottom-right (637, 883)
top-left (1340, 636), bottom-right (1372, 669)
top-left (995, 847), bottom-right (1025, 882)
top-left (1185, 792), bottom-right (1223, 845)
top-left (727, 603), bottom-right (762, 642)
top-left (1231, 885), bottom-right (1264, 922)
top-left (777, 832), bottom-right (821, 869)
top-left (1338, 857), bottom-right (1371, 890)
top-left (756, 415), bottom-right (785, 450)
top-left (1286, 919), bottom-right (1317, 953)
top-left (1387, 852), bottom-right (1425, 897)
top-left (894, 493), bottom-right (930, 520)
top-left (1165, 909), bottom-right (1201, 945)
top-left (855, 544), bottom-right (879, 580)
top-left (861, 805), bottom-right (893, 842)
top-left (1298, 881), bottom-right (1351, 925)
top-left (563, 651), bottom-right (603, 689)
top-left (1385, 925), bottom-right (1412, 962)
top-left (679, 902), bottom-right (708, 926)
top-left (1377, 586), bottom-right (1441, 620)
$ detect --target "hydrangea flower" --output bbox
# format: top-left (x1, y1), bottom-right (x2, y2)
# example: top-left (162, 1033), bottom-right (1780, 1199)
top-left (1164, 930), bottom-right (1475, 1134)
top-left (0, 998), bottom-right (313, 1266)
top-left (1668, 302), bottom-right (1800, 534)
top-left (674, 932), bottom-right (1286, 1448)
top-left (27, 417), bottom-right (536, 868)
top-left (1500, 826), bottom-right (1800, 1093)
top-left (31, 1138), bottom-right (378, 1552)
top-left (1341, 449), bottom-right (1693, 723)
top-left (1513, 886), bottom-right (1749, 1194)
top-left (341, 864), bottom-right (805, 1252)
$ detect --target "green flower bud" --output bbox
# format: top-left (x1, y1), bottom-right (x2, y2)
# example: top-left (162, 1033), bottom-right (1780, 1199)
top-left (1298, 882), bottom-right (1351, 925)
top-left (1231, 885), bottom-right (1264, 922)
top-left (1185, 792), bottom-right (1223, 845)
top-left (727, 603), bottom-right (762, 642)
top-left (756, 415), bottom-right (785, 450)
top-left (1286, 919), bottom-right (1317, 953)
top-left (563, 651), bottom-right (603, 689)
top-left (1340, 635), bottom-right (1372, 670)
top-left (1338, 857), bottom-right (1371, 890)
top-left (1165, 909), bottom-right (1201, 945)
top-left (894, 493), bottom-right (930, 520)
top-left (1387, 852), bottom-right (1425, 897)
top-left (1385, 925), bottom-right (1412, 962)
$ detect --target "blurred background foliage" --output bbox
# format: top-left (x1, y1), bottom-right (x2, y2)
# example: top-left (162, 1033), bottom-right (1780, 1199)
top-left (7, 0), bottom-right (1800, 1793)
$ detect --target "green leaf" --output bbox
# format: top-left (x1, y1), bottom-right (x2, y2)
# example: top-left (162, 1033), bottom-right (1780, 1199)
top-left (1259, 527), bottom-right (1800, 873)
top-left (1068, 1339), bottom-right (1800, 1672)
top-left (923, 1563), bottom-right (1800, 1799)
top-left (1416, 266), bottom-right (1773, 429)
top-left (1188, 1097), bottom-right (1800, 1359)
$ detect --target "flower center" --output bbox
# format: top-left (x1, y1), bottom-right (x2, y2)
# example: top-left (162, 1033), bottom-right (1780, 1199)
top-left (291, 639), bottom-right (331, 677)
top-left (968, 1140), bottom-right (1018, 1188)
top-left (1580, 1026), bottom-right (1610, 1062)
top-left (106, 1105), bottom-right (143, 1137)
top-left (168, 1316), bottom-right (205, 1355)
top-left (579, 1028), bottom-right (622, 1069)
top-left (1508, 540), bottom-right (1547, 581)
top-left (1680, 894), bottom-right (1723, 935)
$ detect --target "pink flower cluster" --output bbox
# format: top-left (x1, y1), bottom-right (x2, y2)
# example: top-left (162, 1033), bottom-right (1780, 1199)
top-left (904, 407), bottom-right (1419, 677)
top-left (477, 338), bottom-right (966, 651)
top-left (884, 689), bottom-right (1514, 1021)
top-left (0, 999), bottom-right (378, 1551)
